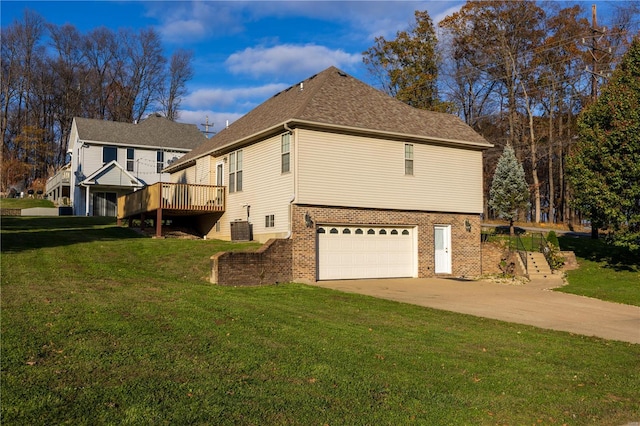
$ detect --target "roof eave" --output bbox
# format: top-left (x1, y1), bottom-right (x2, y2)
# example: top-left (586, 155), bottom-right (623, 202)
top-left (288, 119), bottom-right (494, 150)
top-left (77, 138), bottom-right (194, 152)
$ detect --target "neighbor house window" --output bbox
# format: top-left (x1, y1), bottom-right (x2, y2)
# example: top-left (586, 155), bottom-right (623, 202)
top-left (126, 148), bottom-right (135, 172)
top-left (156, 151), bottom-right (164, 173)
top-left (229, 149), bottom-right (243, 193)
top-left (404, 143), bottom-right (414, 175)
top-left (281, 133), bottom-right (291, 173)
top-left (103, 146), bottom-right (117, 164)
top-left (265, 214), bottom-right (275, 228)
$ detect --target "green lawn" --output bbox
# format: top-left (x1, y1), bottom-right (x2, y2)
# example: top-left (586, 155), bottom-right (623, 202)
top-left (558, 235), bottom-right (640, 306)
top-left (2, 217), bottom-right (639, 425)
top-left (0, 197), bottom-right (55, 209)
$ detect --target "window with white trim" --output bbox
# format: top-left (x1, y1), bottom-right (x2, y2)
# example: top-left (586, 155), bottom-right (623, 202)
top-left (405, 143), bottom-right (414, 175)
top-left (126, 148), bottom-right (135, 172)
top-left (265, 214), bottom-right (275, 228)
top-left (229, 149), bottom-right (243, 193)
top-left (281, 133), bottom-right (291, 173)
top-left (156, 151), bottom-right (164, 173)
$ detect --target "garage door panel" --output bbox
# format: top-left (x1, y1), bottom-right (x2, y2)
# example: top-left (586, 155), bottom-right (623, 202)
top-left (317, 225), bottom-right (415, 280)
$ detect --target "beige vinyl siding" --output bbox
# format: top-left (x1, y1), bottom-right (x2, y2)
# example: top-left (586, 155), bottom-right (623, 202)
top-left (210, 134), bottom-right (294, 242)
top-left (296, 129), bottom-right (483, 214)
top-left (195, 156), bottom-right (211, 184)
top-left (169, 164), bottom-right (196, 184)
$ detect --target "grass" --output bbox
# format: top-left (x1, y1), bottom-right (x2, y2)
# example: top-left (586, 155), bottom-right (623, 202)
top-left (0, 197), bottom-right (55, 209)
top-left (558, 235), bottom-right (640, 306)
top-left (2, 217), bottom-right (640, 425)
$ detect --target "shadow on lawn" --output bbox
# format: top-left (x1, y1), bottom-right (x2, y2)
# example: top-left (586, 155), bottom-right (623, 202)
top-left (1, 216), bottom-right (145, 253)
top-left (558, 235), bottom-right (639, 272)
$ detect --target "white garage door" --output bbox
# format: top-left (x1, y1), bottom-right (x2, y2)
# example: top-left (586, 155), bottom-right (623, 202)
top-left (317, 225), bottom-right (416, 280)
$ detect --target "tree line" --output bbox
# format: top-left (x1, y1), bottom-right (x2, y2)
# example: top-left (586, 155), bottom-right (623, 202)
top-left (364, 0), bottom-right (639, 228)
top-left (1, 10), bottom-right (193, 193)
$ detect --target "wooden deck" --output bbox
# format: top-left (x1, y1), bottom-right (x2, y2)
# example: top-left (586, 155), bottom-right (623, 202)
top-left (117, 182), bottom-right (225, 237)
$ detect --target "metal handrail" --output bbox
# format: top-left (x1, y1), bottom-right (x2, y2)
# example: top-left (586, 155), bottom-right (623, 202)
top-left (509, 232), bottom-right (553, 274)
top-left (509, 233), bottom-right (528, 271)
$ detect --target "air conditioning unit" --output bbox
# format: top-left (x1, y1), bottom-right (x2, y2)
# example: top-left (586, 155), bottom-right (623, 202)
top-left (230, 220), bottom-right (252, 241)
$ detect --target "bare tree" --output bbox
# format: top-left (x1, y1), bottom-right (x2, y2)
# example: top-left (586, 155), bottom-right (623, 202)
top-left (159, 49), bottom-right (194, 121)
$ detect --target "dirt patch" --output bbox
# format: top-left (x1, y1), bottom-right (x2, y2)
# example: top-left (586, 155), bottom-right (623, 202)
top-left (560, 251), bottom-right (579, 271)
top-left (133, 226), bottom-right (202, 239)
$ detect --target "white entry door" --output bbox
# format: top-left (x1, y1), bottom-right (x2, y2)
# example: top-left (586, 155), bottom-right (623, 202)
top-left (434, 225), bottom-right (452, 274)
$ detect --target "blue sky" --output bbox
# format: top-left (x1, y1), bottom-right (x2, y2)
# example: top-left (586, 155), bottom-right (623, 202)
top-left (1, 1), bottom-right (622, 134)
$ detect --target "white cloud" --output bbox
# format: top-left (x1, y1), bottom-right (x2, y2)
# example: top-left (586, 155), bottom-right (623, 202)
top-left (160, 19), bottom-right (207, 41)
top-left (225, 44), bottom-right (361, 78)
top-left (149, 1), bottom-right (246, 43)
top-left (184, 83), bottom-right (289, 109)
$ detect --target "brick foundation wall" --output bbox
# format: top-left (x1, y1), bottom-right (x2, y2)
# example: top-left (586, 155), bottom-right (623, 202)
top-left (291, 205), bottom-right (481, 283)
top-left (210, 238), bottom-right (292, 286)
top-left (481, 241), bottom-right (509, 274)
top-left (0, 209), bottom-right (21, 216)
top-left (481, 242), bottom-right (527, 277)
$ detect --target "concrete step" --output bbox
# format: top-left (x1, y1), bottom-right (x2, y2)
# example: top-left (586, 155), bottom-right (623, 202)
top-left (527, 252), bottom-right (552, 278)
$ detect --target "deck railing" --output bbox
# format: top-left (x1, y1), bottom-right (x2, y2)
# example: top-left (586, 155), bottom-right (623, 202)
top-left (46, 170), bottom-right (71, 187)
top-left (117, 182), bottom-right (225, 219)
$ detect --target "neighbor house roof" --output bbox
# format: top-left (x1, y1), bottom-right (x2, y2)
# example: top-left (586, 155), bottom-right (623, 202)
top-left (166, 66), bottom-right (491, 172)
top-left (74, 114), bottom-right (206, 150)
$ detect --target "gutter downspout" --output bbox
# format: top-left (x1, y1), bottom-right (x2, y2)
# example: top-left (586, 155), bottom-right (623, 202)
top-left (284, 122), bottom-right (295, 239)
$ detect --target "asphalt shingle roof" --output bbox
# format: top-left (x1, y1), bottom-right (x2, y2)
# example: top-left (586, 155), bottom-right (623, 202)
top-left (74, 114), bottom-right (206, 150)
top-left (168, 66), bottom-right (491, 170)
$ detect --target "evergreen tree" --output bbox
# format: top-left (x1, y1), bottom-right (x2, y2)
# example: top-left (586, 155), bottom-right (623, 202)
top-left (567, 37), bottom-right (640, 251)
top-left (489, 144), bottom-right (530, 235)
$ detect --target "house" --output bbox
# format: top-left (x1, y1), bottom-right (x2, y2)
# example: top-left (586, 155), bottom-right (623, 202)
top-left (152, 66), bottom-right (492, 282)
top-left (66, 114), bottom-right (206, 216)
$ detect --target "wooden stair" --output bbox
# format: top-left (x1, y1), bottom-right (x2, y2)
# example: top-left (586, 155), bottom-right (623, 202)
top-left (527, 251), bottom-right (552, 279)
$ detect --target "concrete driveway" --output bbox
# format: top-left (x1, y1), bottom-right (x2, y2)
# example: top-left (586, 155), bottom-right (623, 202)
top-left (312, 277), bottom-right (640, 344)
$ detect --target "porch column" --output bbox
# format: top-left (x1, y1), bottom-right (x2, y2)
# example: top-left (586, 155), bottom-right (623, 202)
top-left (85, 186), bottom-right (90, 216)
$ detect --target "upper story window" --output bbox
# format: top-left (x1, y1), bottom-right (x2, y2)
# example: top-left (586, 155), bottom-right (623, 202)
top-left (229, 149), bottom-right (243, 193)
top-left (404, 143), bottom-right (414, 175)
top-left (281, 133), bottom-right (291, 173)
top-left (156, 151), bottom-right (164, 173)
top-left (126, 148), bottom-right (135, 172)
top-left (103, 146), bottom-right (117, 164)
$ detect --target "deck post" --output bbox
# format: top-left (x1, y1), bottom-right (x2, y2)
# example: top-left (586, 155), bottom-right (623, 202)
top-left (141, 213), bottom-right (146, 230)
top-left (155, 208), bottom-right (163, 238)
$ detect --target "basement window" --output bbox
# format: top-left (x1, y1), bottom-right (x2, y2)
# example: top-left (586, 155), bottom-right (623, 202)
top-left (265, 214), bottom-right (275, 228)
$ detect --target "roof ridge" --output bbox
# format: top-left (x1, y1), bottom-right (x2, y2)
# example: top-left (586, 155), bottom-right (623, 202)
top-left (290, 66), bottom-right (338, 121)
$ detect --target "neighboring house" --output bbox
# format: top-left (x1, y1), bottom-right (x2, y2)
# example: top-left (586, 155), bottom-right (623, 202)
top-left (67, 114), bottom-right (206, 216)
top-left (157, 66), bottom-right (492, 282)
